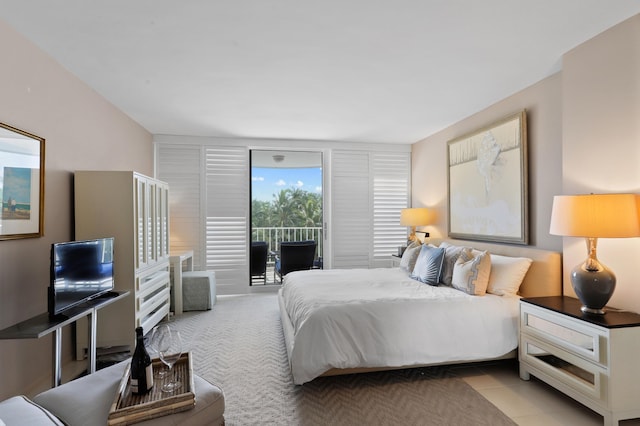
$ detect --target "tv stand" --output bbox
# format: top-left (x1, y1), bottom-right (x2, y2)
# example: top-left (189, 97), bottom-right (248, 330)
top-left (0, 291), bottom-right (129, 387)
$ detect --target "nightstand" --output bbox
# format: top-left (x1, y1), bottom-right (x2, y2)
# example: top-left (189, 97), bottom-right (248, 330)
top-left (519, 296), bottom-right (640, 425)
top-left (390, 254), bottom-right (402, 267)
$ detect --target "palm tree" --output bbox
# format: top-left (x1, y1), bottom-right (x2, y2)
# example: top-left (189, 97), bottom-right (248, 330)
top-left (271, 189), bottom-right (296, 227)
top-left (298, 194), bottom-right (322, 226)
top-left (251, 199), bottom-right (271, 227)
top-left (252, 187), bottom-right (322, 231)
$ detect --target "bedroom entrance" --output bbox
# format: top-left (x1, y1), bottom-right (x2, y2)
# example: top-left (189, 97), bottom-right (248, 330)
top-left (249, 150), bottom-right (323, 286)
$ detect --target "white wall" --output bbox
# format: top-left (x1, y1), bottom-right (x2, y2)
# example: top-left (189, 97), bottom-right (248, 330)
top-left (561, 14), bottom-right (640, 312)
top-left (412, 13), bottom-right (640, 313)
top-left (412, 73), bottom-right (563, 251)
top-left (0, 19), bottom-right (153, 400)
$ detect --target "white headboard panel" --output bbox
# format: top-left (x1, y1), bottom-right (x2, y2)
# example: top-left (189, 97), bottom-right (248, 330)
top-left (430, 238), bottom-right (562, 298)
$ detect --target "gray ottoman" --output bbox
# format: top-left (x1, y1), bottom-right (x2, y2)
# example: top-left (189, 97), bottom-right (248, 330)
top-left (179, 270), bottom-right (216, 311)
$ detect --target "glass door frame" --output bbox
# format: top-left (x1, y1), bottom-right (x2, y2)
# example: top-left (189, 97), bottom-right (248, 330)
top-left (249, 148), bottom-right (326, 286)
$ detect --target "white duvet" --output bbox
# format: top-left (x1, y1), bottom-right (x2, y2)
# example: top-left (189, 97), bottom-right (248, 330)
top-left (280, 267), bottom-right (520, 384)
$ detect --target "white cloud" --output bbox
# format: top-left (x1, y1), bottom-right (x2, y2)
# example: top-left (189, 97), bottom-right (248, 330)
top-left (295, 180), bottom-right (304, 188)
top-left (275, 179), bottom-right (286, 186)
top-left (252, 176), bottom-right (264, 181)
top-left (315, 186), bottom-right (322, 193)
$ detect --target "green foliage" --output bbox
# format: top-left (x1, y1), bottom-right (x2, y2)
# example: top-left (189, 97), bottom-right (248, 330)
top-left (252, 188), bottom-right (322, 228)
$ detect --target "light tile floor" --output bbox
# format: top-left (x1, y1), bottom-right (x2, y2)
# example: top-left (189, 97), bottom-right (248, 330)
top-left (451, 360), bottom-right (640, 426)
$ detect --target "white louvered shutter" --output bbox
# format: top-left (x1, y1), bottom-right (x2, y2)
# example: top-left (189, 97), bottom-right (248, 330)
top-left (331, 150), bottom-right (410, 269)
top-left (331, 151), bottom-right (372, 269)
top-left (372, 152), bottom-right (411, 267)
top-left (157, 139), bottom-right (409, 293)
top-left (156, 144), bottom-right (204, 269)
top-left (205, 146), bottom-right (249, 294)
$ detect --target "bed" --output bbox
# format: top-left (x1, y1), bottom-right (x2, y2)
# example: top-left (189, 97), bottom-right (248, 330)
top-left (278, 238), bottom-right (562, 385)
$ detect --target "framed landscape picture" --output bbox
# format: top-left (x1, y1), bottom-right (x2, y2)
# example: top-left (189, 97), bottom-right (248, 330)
top-left (447, 111), bottom-right (528, 245)
top-left (0, 122), bottom-right (45, 240)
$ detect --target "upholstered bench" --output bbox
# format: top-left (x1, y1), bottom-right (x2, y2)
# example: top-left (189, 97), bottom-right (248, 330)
top-left (179, 270), bottom-right (216, 311)
top-left (0, 360), bottom-right (224, 426)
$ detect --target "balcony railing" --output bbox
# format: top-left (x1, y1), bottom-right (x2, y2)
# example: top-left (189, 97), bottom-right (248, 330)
top-left (252, 226), bottom-right (323, 256)
top-left (251, 226), bottom-right (323, 285)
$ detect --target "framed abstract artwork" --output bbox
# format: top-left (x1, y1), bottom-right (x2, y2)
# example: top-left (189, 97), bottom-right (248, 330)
top-left (0, 122), bottom-right (45, 240)
top-left (447, 110), bottom-right (528, 244)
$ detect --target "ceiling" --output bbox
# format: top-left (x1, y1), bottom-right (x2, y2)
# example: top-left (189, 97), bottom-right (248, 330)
top-left (2, 1), bottom-right (639, 145)
top-left (252, 150), bottom-right (322, 168)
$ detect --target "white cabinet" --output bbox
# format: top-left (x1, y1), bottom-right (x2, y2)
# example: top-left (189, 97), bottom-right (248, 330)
top-left (390, 255), bottom-right (402, 268)
top-left (519, 297), bottom-right (640, 426)
top-left (74, 171), bottom-right (171, 358)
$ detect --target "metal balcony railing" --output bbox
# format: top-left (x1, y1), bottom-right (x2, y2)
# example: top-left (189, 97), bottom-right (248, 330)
top-left (251, 226), bottom-right (323, 285)
top-left (252, 226), bottom-right (323, 255)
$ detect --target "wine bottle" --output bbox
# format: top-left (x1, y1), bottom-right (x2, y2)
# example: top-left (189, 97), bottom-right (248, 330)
top-left (130, 326), bottom-right (153, 395)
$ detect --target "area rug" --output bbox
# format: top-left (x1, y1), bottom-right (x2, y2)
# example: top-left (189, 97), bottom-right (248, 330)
top-left (172, 293), bottom-right (516, 425)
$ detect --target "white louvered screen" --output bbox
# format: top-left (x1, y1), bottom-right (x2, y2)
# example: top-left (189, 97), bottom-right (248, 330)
top-left (156, 144), bottom-right (204, 269)
top-left (205, 146), bottom-right (249, 294)
top-left (157, 138), bottom-right (409, 293)
top-left (372, 152), bottom-right (411, 266)
top-left (331, 150), bottom-right (410, 269)
top-left (331, 151), bottom-right (372, 269)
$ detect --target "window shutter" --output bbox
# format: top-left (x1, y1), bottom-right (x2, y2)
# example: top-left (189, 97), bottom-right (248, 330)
top-left (204, 146), bottom-right (249, 293)
top-left (156, 144), bottom-right (204, 268)
top-left (332, 150), bottom-right (410, 269)
top-left (157, 138), bottom-right (409, 294)
top-left (372, 152), bottom-right (411, 265)
top-left (331, 151), bottom-right (372, 269)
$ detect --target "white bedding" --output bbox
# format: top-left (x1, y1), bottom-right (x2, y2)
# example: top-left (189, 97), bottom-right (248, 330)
top-left (280, 267), bottom-right (520, 384)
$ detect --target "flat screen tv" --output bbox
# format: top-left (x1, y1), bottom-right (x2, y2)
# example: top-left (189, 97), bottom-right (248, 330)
top-left (48, 237), bottom-right (115, 317)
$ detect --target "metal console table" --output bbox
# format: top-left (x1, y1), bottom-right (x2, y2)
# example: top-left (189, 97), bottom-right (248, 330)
top-left (0, 290), bottom-right (129, 387)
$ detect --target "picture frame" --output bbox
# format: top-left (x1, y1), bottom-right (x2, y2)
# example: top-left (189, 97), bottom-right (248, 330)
top-left (447, 110), bottom-right (528, 245)
top-left (0, 122), bottom-right (45, 240)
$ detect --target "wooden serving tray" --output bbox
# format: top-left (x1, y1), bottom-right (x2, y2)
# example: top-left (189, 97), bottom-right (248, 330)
top-left (108, 352), bottom-right (196, 425)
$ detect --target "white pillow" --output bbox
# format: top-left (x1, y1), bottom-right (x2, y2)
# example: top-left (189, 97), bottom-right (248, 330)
top-left (399, 241), bottom-right (422, 274)
top-left (487, 254), bottom-right (532, 296)
top-left (451, 249), bottom-right (491, 296)
top-left (438, 242), bottom-right (469, 286)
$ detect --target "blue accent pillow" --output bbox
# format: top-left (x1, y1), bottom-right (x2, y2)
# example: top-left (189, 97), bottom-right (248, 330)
top-left (410, 245), bottom-right (445, 286)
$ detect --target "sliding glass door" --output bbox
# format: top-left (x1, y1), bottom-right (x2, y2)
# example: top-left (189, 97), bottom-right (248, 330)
top-left (249, 150), bottom-right (323, 285)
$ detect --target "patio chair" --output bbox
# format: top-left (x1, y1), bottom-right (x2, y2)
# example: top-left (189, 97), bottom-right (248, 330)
top-left (251, 241), bottom-right (269, 284)
top-left (274, 240), bottom-right (317, 283)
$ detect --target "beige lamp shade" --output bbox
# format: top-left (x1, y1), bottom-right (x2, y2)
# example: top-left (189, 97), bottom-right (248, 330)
top-left (400, 208), bottom-right (431, 226)
top-left (400, 207), bottom-right (432, 242)
top-left (549, 194), bottom-right (640, 238)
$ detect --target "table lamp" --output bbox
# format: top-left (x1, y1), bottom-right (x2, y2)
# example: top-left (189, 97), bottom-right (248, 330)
top-left (549, 193), bottom-right (640, 314)
top-left (400, 208), bottom-right (432, 243)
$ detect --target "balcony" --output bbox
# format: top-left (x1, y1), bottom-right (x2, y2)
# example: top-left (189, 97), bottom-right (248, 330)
top-left (251, 226), bottom-right (323, 285)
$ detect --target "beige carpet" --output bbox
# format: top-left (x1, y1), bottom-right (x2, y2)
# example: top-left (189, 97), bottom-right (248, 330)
top-left (172, 293), bottom-right (517, 425)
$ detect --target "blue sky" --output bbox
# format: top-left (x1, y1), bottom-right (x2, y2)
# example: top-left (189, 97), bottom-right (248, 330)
top-left (251, 167), bottom-right (322, 202)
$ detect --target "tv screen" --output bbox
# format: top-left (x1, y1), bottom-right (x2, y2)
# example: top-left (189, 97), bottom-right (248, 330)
top-left (49, 237), bottom-right (115, 317)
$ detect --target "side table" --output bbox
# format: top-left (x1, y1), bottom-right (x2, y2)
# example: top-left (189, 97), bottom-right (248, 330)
top-left (169, 251), bottom-right (194, 315)
top-left (519, 296), bottom-right (640, 425)
top-left (391, 254), bottom-right (402, 267)
top-left (0, 291), bottom-right (129, 387)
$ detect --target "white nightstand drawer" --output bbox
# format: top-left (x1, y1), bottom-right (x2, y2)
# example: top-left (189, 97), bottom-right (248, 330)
top-left (521, 303), bottom-right (607, 366)
top-left (521, 334), bottom-right (606, 403)
top-left (519, 297), bottom-right (640, 425)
